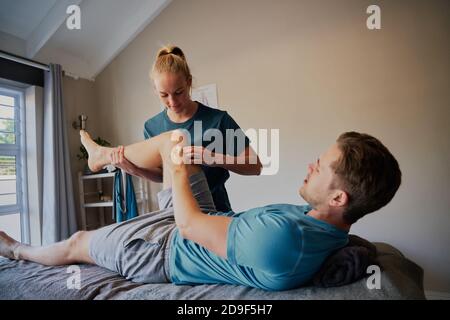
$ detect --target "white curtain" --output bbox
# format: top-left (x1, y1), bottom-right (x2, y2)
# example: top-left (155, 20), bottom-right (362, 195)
top-left (42, 64), bottom-right (77, 244)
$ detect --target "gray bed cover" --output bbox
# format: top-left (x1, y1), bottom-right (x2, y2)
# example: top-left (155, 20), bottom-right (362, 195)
top-left (0, 242), bottom-right (425, 300)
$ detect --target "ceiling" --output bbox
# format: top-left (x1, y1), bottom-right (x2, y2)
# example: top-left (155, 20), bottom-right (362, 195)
top-left (0, 0), bottom-right (172, 80)
top-left (0, 0), bottom-right (58, 39)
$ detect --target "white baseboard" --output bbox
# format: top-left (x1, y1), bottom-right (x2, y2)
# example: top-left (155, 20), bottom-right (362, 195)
top-left (425, 290), bottom-right (450, 300)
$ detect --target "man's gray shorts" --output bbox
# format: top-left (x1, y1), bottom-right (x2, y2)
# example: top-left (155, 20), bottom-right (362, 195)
top-left (89, 171), bottom-right (216, 283)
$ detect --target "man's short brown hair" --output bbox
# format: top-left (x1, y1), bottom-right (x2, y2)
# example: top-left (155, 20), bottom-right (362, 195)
top-left (332, 132), bottom-right (402, 224)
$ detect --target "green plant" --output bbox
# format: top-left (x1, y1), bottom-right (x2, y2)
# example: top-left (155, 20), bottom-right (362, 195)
top-left (77, 137), bottom-right (111, 161)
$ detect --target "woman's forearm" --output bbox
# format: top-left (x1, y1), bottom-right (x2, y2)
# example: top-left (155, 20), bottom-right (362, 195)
top-left (215, 157), bottom-right (262, 175)
top-left (211, 153), bottom-right (262, 175)
top-left (211, 146), bottom-right (262, 175)
top-left (130, 166), bottom-right (163, 182)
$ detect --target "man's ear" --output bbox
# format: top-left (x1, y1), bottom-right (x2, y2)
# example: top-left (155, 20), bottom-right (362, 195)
top-left (329, 189), bottom-right (348, 207)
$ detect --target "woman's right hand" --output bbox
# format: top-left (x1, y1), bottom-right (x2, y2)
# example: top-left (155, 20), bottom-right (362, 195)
top-left (110, 145), bottom-right (163, 182)
top-left (110, 145), bottom-right (137, 175)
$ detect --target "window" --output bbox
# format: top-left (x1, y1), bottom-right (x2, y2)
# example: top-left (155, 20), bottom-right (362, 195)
top-left (0, 85), bottom-right (29, 242)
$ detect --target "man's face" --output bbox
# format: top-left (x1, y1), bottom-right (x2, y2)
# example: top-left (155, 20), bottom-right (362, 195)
top-left (299, 143), bottom-right (342, 209)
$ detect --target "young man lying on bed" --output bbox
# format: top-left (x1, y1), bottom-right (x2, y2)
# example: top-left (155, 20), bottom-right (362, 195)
top-left (0, 130), bottom-right (401, 291)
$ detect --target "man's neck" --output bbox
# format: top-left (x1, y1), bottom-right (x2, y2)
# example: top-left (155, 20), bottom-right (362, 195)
top-left (307, 208), bottom-right (351, 232)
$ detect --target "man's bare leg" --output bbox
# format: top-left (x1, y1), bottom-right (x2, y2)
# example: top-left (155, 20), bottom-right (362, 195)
top-left (80, 129), bottom-right (199, 189)
top-left (0, 230), bottom-right (95, 265)
top-left (80, 130), bottom-right (170, 172)
top-left (0, 130), bottom-right (198, 265)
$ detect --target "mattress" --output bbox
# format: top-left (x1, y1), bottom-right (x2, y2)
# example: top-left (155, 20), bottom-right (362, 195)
top-left (0, 242), bottom-right (425, 300)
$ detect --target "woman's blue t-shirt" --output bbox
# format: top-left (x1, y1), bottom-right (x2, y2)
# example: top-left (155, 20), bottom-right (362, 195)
top-left (144, 103), bottom-right (250, 212)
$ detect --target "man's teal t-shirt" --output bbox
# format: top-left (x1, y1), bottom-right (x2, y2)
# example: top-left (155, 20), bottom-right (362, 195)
top-left (144, 103), bottom-right (250, 212)
top-left (169, 204), bottom-right (349, 291)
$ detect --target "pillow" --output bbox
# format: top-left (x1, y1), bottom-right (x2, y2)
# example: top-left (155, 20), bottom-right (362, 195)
top-left (312, 234), bottom-right (379, 288)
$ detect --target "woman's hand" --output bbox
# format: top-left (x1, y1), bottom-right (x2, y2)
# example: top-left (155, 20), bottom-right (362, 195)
top-left (182, 145), bottom-right (262, 175)
top-left (182, 146), bottom-right (224, 166)
top-left (110, 145), bottom-right (138, 174)
top-left (109, 145), bottom-right (163, 182)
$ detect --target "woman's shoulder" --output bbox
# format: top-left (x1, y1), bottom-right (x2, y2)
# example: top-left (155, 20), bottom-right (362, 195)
top-left (143, 110), bottom-right (166, 137)
top-left (145, 109), bottom-right (166, 124)
top-left (144, 110), bottom-right (167, 129)
top-left (196, 102), bottom-right (238, 126)
top-left (196, 102), bottom-right (227, 116)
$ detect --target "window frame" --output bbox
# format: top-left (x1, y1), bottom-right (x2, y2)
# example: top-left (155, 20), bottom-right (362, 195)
top-left (0, 84), bottom-right (30, 243)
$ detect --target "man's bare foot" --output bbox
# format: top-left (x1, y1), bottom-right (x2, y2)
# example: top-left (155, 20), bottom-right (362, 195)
top-left (0, 231), bottom-right (21, 260)
top-left (80, 130), bottom-right (109, 172)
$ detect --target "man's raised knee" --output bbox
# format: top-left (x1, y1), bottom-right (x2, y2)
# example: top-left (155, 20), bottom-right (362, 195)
top-left (159, 130), bottom-right (187, 163)
top-left (68, 231), bottom-right (87, 250)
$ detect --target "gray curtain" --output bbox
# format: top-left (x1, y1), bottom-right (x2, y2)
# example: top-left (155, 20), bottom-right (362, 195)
top-left (42, 64), bottom-right (77, 245)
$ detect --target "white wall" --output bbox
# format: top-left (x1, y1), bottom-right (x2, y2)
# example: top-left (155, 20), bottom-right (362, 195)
top-left (91, 0), bottom-right (450, 292)
top-left (62, 76), bottom-right (99, 230)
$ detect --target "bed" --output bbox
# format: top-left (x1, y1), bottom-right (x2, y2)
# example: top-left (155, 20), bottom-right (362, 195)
top-left (0, 242), bottom-right (425, 300)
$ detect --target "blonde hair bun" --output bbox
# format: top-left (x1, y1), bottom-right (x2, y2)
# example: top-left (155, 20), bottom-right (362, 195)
top-left (151, 45), bottom-right (191, 81)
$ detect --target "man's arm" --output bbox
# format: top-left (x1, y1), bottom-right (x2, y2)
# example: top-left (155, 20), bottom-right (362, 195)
top-left (170, 165), bottom-right (231, 258)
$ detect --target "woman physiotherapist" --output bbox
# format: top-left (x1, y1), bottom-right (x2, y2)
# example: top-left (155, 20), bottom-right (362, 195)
top-left (111, 45), bottom-right (262, 212)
